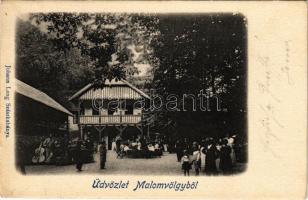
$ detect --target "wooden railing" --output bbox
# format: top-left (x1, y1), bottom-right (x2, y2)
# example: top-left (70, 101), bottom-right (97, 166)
top-left (79, 115), bottom-right (142, 125)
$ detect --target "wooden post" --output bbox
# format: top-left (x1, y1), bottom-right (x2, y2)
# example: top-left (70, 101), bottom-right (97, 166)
top-left (99, 129), bottom-right (102, 142)
top-left (120, 126), bottom-right (123, 136)
top-left (95, 126), bottom-right (106, 143)
top-left (80, 125), bottom-right (83, 140)
top-left (140, 125), bottom-right (143, 136)
top-left (77, 100), bottom-right (81, 124)
top-left (115, 125), bottom-right (124, 137)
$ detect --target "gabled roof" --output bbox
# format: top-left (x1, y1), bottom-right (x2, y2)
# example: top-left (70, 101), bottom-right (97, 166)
top-left (16, 79), bottom-right (72, 116)
top-left (69, 79), bottom-right (150, 101)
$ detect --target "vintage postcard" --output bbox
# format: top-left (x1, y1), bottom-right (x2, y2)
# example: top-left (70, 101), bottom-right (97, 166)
top-left (0, 1), bottom-right (306, 199)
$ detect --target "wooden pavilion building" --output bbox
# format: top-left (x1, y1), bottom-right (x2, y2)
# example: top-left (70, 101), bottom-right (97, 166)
top-left (15, 79), bottom-right (72, 165)
top-left (69, 79), bottom-right (154, 149)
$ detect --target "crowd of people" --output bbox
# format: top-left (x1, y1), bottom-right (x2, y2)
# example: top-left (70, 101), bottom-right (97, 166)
top-left (32, 132), bottom-right (246, 175)
top-left (73, 134), bottom-right (166, 172)
top-left (96, 134), bottom-right (246, 176)
top-left (112, 135), bottom-right (164, 159)
top-left (175, 135), bottom-right (246, 176)
top-left (73, 139), bottom-right (107, 172)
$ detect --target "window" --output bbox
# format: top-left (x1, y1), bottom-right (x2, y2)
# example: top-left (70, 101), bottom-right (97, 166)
top-left (125, 104), bottom-right (133, 115)
top-left (92, 108), bottom-right (99, 115)
top-left (80, 103), bottom-right (85, 115)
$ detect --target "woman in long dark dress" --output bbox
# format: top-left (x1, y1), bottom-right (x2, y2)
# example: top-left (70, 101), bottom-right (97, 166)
top-left (219, 139), bottom-right (233, 174)
top-left (175, 140), bottom-right (183, 162)
top-left (203, 140), bottom-right (218, 175)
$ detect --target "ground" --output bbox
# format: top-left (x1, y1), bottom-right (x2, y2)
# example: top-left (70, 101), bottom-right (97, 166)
top-left (25, 151), bottom-right (246, 176)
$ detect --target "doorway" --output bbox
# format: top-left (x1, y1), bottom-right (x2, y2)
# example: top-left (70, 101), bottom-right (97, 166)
top-left (103, 127), bottom-right (118, 150)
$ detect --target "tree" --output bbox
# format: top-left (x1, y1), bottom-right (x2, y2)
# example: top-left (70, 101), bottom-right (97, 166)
top-left (30, 13), bottom-right (160, 85)
top-left (17, 14), bottom-right (160, 104)
top-left (16, 19), bottom-right (95, 103)
top-left (151, 14), bottom-right (247, 139)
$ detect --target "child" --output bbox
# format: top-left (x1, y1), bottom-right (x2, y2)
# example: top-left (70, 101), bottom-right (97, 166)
top-left (181, 151), bottom-right (191, 176)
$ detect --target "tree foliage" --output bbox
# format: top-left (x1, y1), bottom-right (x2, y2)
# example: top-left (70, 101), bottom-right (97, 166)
top-left (17, 13), bottom-right (247, 140)
top-left (151, 14), bottom-right (247, 139)
top-left (16, 19), bottom-right (95, 103)
top-left (29, 13), bottom-right (160, 85)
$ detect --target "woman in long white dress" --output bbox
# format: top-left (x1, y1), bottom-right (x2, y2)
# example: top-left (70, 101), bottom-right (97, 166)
top-left (111, 139), bottom-right (117, 151)
top-left (227, 136), bottom-right (236, 165)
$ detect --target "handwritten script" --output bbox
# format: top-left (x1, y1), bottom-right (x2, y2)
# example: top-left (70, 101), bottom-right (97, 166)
top-left (255, 38), bottom-right (293, 158)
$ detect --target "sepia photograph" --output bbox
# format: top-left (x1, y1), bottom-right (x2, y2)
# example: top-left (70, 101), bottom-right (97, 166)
top-left (15, 12), bottom-right (247, 176)
top-left (0, 1), bottom-right (307, 198)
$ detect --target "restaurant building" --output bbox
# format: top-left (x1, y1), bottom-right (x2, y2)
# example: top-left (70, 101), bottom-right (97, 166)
top-left (69, 79), bottom-right (154, 149)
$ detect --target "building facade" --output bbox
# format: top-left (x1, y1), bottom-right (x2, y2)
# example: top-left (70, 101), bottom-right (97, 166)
top-left (69, 79), bottom-right (154, 149)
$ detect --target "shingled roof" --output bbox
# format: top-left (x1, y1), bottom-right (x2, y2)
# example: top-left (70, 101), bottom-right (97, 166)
top-left (16, 79), bottom-right (72, 116)
top-left (69, 79), bottom-right (150, 101)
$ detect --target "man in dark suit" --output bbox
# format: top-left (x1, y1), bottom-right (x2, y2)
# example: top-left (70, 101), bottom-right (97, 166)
top-left (99, 142), bottom-right (107, 169)
top-left (75, 140), bottom-right (83, 172)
